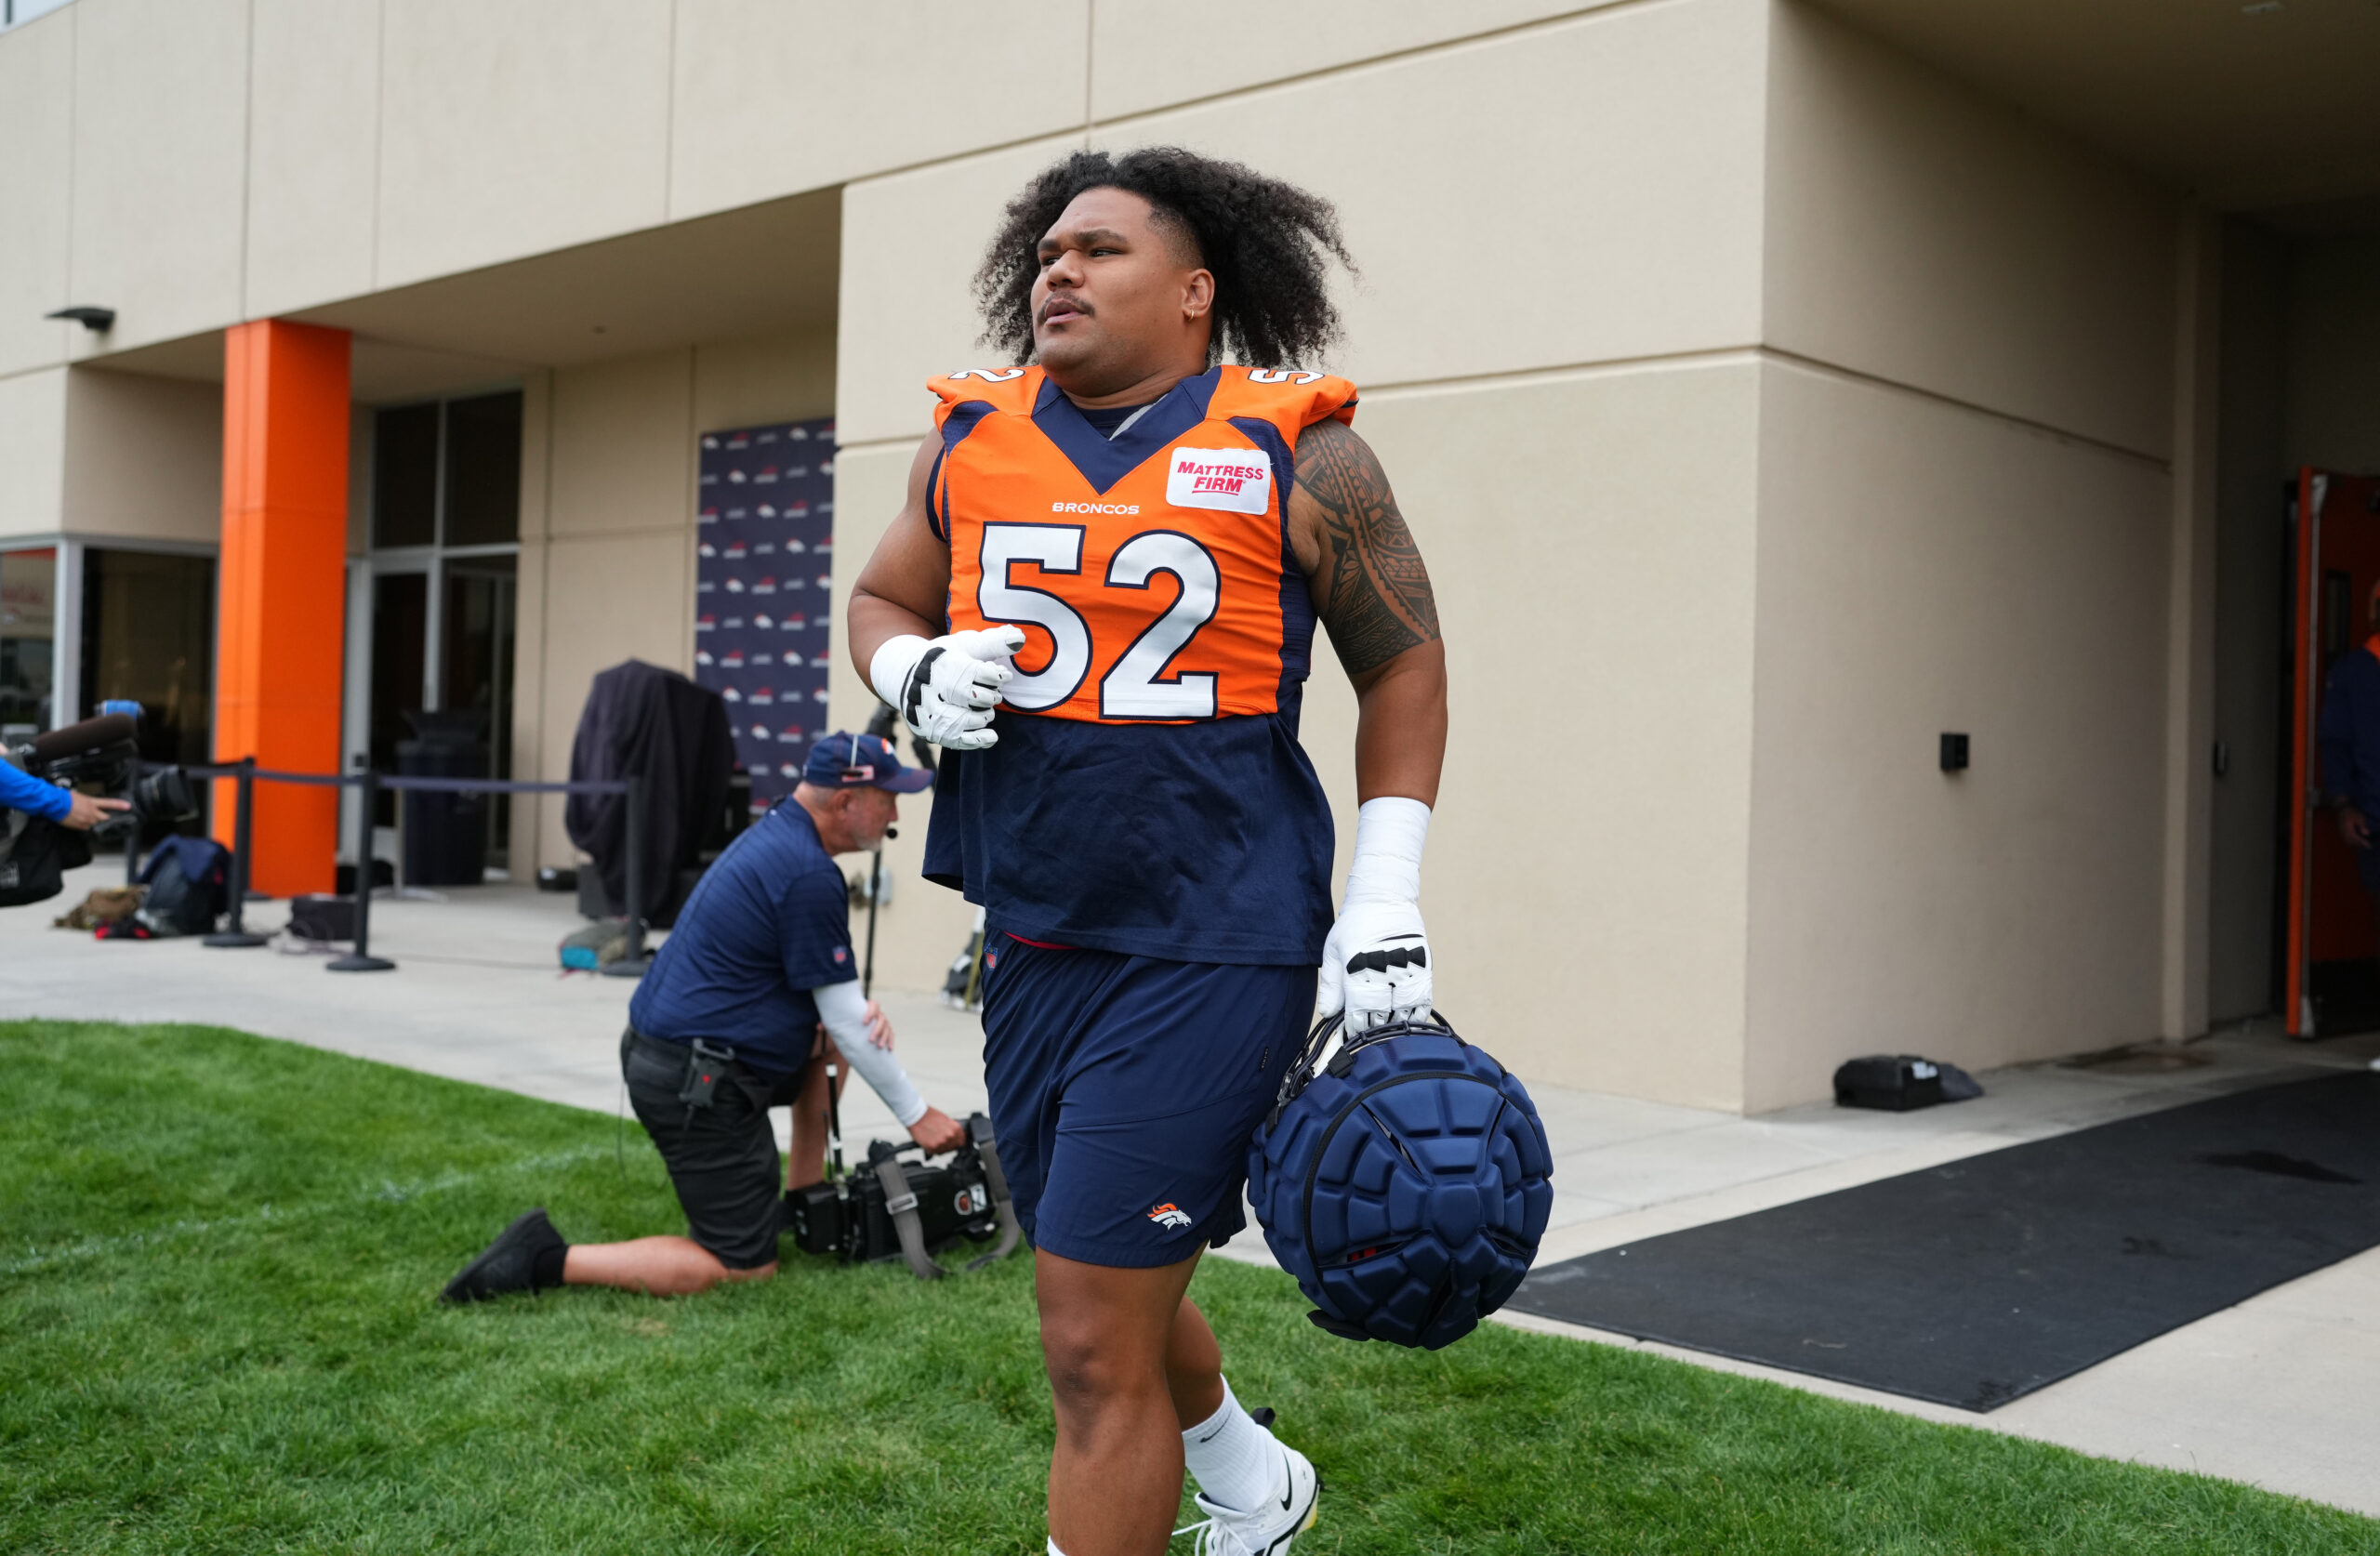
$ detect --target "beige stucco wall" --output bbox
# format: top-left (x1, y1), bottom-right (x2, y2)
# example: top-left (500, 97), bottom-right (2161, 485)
top-left (1087, 0), bottom-right (1620, 122)
top-left (1736, 2), bottom-right (2195, 1109)
top-left (1765, 2), bottom-right (2178, 459)
top-left (1367, 366), bottom-right (1764, 1104)
top-left (0, 0), bottom-right (1785, 371)
top-left (245, 0), bottom-right (381, 323)
top-left (0, 12), bottom-right (73, 381)
top-left (1742, 362), bottom-right (2174, 1111)
top-left (668, 0), bottom-right (1086, 224)
top-left (516, 328), bottom-right (836, 877)
top-left (17, 0), bottom-right (1655, 364)
top-left (66, 0), bottom-right (250, 355)
top-left (0, 365), bottom-right (218, 547)
top-left (59, 369), bottom-right (222, 544)
top-left (1094, 0), bottom-right (1772, 394)
top-left (0, 369), bottom-right (69, 539)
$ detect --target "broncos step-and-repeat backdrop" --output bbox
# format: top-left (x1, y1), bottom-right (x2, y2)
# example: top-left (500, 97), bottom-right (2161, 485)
top-left (693, 416), bottom-right (836, 812)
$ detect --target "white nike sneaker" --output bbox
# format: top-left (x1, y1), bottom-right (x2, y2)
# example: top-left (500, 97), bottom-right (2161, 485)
top-left (1176, 1430), bottom-right (1320, 1556)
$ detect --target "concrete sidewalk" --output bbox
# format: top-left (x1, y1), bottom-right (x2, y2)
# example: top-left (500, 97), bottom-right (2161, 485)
top-left (5, 861), bottom-right (2375, 1517)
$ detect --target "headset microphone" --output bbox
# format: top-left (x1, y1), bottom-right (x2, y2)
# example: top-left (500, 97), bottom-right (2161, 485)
top-left (882, 825), bottom-right (899, 839)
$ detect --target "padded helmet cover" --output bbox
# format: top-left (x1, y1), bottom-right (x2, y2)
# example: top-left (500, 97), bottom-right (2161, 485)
top-left (1248, 1013), bottom-right (1554, 1350)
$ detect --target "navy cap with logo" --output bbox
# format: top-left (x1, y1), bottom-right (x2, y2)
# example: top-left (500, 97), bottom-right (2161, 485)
top-left (801, 731), bottom-right (933, 793)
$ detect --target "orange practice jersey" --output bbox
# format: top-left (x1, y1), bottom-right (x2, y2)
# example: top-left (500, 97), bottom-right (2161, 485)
top-left (926, 363), bottom-right (1357, 723)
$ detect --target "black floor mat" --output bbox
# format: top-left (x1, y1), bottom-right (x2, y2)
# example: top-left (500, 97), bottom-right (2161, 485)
top-left (1507, 1072), bottom-right (2380, 1410)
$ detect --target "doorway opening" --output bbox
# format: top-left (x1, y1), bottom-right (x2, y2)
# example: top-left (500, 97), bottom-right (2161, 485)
top-left (2285, 472), bottom-right (2380, 1035)
top-left (2210, 217), bottom-right (2380, 1038)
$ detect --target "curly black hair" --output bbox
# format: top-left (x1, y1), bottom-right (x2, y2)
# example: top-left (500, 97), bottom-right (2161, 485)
top-left (972, 146), bottom-right (1355, 370)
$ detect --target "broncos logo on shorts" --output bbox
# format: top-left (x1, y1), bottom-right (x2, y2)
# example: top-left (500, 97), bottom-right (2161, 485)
top-left (1147, 1203), bottom-right (1194, 1230)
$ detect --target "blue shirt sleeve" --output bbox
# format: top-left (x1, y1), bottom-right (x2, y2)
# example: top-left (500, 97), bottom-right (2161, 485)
top-left (0, 761), bottom-right (71, 824)
top-left (778, 864), bottom-right (858, 992)
top-left (2318, 650), bottom-right (2380, 815)
top-left (2320, 667), bottom-right (2356, 802)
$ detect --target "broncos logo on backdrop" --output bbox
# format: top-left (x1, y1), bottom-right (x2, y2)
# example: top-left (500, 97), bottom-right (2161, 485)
top-left (1147, 1204), bottom-right (1193, 1230)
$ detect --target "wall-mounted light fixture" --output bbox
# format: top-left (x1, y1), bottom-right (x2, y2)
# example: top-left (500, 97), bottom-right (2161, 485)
top-left (46, 306), bottom-right (115, 332)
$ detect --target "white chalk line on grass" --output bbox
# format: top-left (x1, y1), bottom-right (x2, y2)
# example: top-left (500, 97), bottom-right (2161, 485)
top-left (2, 1144), bottom-right (615, 1278)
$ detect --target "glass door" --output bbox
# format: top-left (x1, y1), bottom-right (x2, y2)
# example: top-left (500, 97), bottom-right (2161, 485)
top-left (367, 562), bottom-right (429, 826)
top-left (442, 555), bottom-right (516, 861)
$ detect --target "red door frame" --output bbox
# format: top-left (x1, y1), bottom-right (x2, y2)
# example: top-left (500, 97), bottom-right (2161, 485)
top-left (2287, 468), bottom-right (2332, 1036)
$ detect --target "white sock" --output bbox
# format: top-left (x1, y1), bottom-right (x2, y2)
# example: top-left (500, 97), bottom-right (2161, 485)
top-left (1182, 1378), bottom-right (1279, 1514)
top-left (1047, 1542), bottom-right (1065, 1556)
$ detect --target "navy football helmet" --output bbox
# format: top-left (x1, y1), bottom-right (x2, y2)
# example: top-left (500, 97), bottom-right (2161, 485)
top-left (1248, 1010), bottom-right (1554, 1350)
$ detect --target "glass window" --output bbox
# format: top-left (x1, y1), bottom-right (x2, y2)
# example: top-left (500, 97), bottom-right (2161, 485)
top-left (3, 1), bottom-right (78, 33)
top-left (373, 403), bottom-right (439, 548)
top-left (78, 548), bottom-right (215, 768)
top-left (443, 391), bottom-right (522, 547)
top-left (0, 547), bottom-right (57, 735)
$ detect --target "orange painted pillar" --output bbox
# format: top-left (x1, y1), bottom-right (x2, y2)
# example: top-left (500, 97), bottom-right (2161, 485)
top-left (213, 320), bottom-right (350, 896)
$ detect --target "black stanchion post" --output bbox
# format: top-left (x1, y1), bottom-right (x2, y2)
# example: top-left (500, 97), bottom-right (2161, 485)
top-left (328, 769), bottom-right (394, 973)
top-left (203, 757), bottom-right (267, 948)
top-left (862, 848), bottom-right (882, 998)
top-left (602, 772), bottom-right (652, 978)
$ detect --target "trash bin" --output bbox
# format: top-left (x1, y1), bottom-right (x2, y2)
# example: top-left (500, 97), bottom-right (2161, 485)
top-left (396, 708), bottom-right (490, 887)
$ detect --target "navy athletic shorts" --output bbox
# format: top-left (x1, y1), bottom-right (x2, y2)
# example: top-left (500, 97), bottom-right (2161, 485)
top-left (980, 931), bottom-right (1316, 1269)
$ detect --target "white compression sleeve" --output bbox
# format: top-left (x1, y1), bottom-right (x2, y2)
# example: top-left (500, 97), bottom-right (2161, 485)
top-left (868, 633), bottom-right (930, 713)
top-left (810, 980), bottom-right (928, 1128)
top-left (1344, 796), bottom-right (1430, 903)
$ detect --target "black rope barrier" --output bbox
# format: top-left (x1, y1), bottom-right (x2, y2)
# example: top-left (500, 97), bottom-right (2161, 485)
top-left (181, 760), bottom-right (648, 976)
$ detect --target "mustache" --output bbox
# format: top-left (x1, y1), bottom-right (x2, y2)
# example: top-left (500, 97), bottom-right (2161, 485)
top-left (1037, 296), bottom-right (1091, 325)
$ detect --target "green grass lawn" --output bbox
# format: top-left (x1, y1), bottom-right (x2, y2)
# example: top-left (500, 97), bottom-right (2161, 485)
top-left (1, 1021), bottom-right (2371, 1555)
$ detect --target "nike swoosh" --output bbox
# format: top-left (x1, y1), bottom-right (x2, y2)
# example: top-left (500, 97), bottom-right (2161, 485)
top-left (1278, 1450), bottom-right (1294, 1512)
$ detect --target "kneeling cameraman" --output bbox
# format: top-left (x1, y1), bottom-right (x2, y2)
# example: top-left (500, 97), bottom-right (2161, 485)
top-left (443, 732), bottom-right (965, 1302)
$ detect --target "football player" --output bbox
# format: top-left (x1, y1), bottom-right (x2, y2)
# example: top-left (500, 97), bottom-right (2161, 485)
top-left (851, 147), bottom-right (1445, 1556)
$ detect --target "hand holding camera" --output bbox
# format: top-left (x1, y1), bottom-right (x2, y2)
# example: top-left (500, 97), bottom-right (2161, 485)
top-left (62, 792), bottom-right (132, 832)
top-left (906, 1106), bottom-right (967, 1154)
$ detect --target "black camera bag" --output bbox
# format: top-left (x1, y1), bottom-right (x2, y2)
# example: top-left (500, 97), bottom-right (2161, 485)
top-left (0, 809), bottom-right (90, 907)
top-left (786, 1113), bottom-right (1021, 1280)
top-left (134, 837), bottom-right (231, 936)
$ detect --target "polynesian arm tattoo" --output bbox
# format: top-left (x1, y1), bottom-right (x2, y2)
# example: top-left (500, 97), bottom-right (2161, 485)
top-left (1297, 416), bottom-right (1442, 678)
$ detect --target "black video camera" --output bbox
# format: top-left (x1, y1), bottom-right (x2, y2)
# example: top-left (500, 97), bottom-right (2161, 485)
top-left (0, 711), bottom-right (200, 905)
top-left (786, 1113), bottom-right (1019, 1279)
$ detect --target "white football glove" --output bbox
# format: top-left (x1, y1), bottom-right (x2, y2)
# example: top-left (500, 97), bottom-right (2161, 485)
top-left (869, 626), bottom-right (1028, 750)
top-left (1316, 797), bottom-right (1433, 1033)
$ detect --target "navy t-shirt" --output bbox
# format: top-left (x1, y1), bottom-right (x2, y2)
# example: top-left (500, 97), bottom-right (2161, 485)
top-left (628, 802), bottom-right (855, 1076)
top-left (2320, 644), bottom-right (2380, 815)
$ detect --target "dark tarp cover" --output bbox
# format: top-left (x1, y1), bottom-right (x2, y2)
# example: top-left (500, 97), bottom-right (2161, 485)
top-left (565, 660), bottom-right (734, 928)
